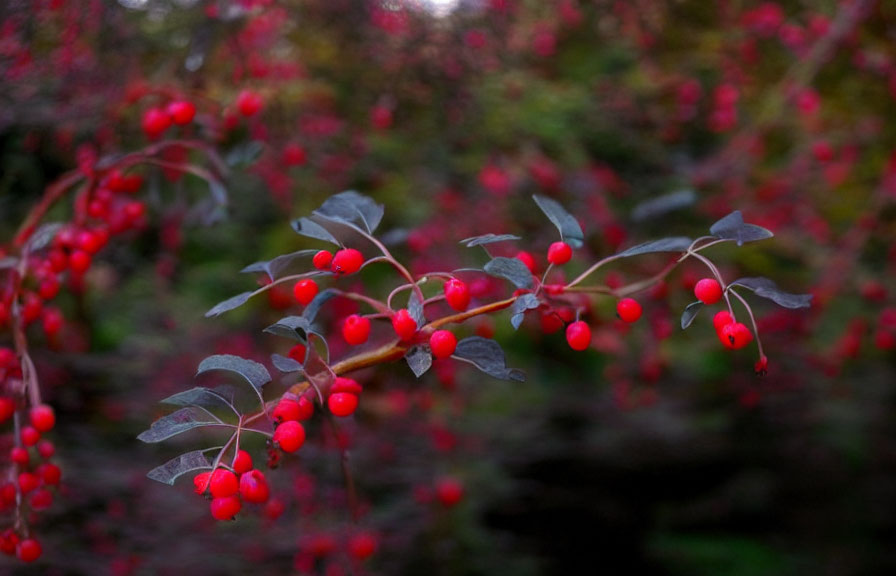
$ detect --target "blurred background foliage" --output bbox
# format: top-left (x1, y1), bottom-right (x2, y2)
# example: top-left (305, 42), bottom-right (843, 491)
top-left (2, 0), bottom-right (896, 574)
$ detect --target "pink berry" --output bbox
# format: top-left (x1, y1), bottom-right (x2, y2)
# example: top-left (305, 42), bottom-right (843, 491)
top-left (142, 107), bottom-right (171, 139)
top-left (209, 468), bottom-right (239, 498)
top-left (444, 279), bottom-right (470, 311)
top-left (331, 248), bottom-right (364, 275)
top-left (515, 251), bottom-right (537, 274)
top-left (547, 241), bottom-right (572, 265)
top-left (293, 279), bottom-right (319, 306)
top-left (166, 100), bottom-right (196, 125)
top-left (232, 450), bottom-right (253, 475)
top-left (565, 321), bottom-right (591, 351)
top-left (193, 471), bottom-right (212, 495)
top-left (694, 278), bottom-right (723, 305)
top-left (328, 392), bottom-right (359, 417)
top-left (236, 90), bottom-right (263, 117)
top-left (719, 322), bottom-right (754, 350)
top-left (429, 330), bottom-right (457, 359)
top-left (391, 309), bottom-right (417, 341)
top-left (273, 420), bottom-right (306, 453)
top-left (312, 250), bottom-right (333, 270)
top-left (342, 314), bottom-right (371, 345)
top-left (616, 298), bottom-right (642, 323)
top-left (239, 469), bottom-right (270, 504)
top-left (16, 538), bottom-right (41, 562)
top-left (29, 404), bottom-right (55, 433)
top-left (210, 495), bottom-right (241, 521)
top-left (713, 310), bottom-right (734, 333)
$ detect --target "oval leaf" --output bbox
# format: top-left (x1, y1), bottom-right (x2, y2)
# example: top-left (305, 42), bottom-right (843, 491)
top-left (616, 237), bottom-right (693, 258)
top-left (205, 291), bottom-right (254, 317)
top-left (264, 316), bottom-right (314, 341)
top-left (532, 194), bottom-right (584, 248)
top-left (137, 407), bottom-right (221, 443)
top-left (406, 346), bottom-right (433, 378)
top-left (728, 277), bottom-right (812, 309)
top-left (240, 249), bottom-right (319, 279)
top-left (680, 301), bottom-right (703, 329)
top-left (291, 217), bottom-right (340, 245)
top-left (453, 336), bottom-right (525, 382)
top-left (196, 354), bottom-right (271, 390)
top-left (303, 288), bottom-right (339, 323)
top-left (271, 353), bottom-right (304, 373)
top-left (147, 449), bottom-right (214, 486)
top-left (161, 387), bottom-right (236, 411)
top-left (484, 257), bottom-right (534, 290)
top-left (461, 233), bottom-right (522, 247)
top-left (313, 190), bottom-right (384, 234)
top-left (510, 293), bottom-right (540, 330)
top-left (709, 210), bottom-right (773, 246)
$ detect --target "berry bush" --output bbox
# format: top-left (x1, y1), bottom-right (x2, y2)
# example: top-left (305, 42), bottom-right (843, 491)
top-left (2, 0), bottom-right (896, 574)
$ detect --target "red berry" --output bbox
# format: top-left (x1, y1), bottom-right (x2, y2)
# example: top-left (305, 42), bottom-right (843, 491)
top-left (429, 330), bottom-right (457, 359)
top-left (142, 107), bottom-right (171, 139)
top-left (391, 309), bottom-right (417, 341)
top-left (435, 477), bottom-right (464, 507)
top-left (69, 249), bottom-right (91, 275)
top-left (18, 472), bottom-right (40, 494)
top-left (293, 279), bottom-right (319, 306)
top-left (0, 397), bottom-right (15, 424)
top-left (0, 529), bottom-right (19, 555)
top-left (616, 298), bottom-right (642, 323)
top-left (232, 450), bottom-right (253, 475)
top-left (16, 538), bottom-right (41, 562)
top-left (239, 469), bottom-right (270, 504)
top-left (273, 420), bottom-right (306, 453)
top-left (719, 322), bottom-right (754, 350)
top-left (272, 398), bottom-right (312, 423)
top-left (209, 468), bottom-right (239, 498)
top-left (30, 404), bottom-right (55, 433)
top-left (37, 463), bottom-right (61, 485)
top-left (694, 278), bottom-right (723, 305)
top-left (29, 488), bottom-right (53, 510)
top-left (328, 392), bottom-right (359, 417)
top-left (41, 308), bottom-right (64, 338)
top-left (713, 310), bottom-right (734, 333)
top-left (20, 426), bottom-right (40, 447)
top-left (547, 241), bottom-right (573, 265)
top-left (312, 250), bottom-right (333, 270)
top-left (348, 532), bottom-right (379, 561)
top-left (515, 251), bottom-right (537, 274)
top-left (331, 248), bottom-right (364, 275)
top-left (193, 471), bottom-right (212, 494)
top-left (288, 343), bottom-right (307, 363)
top-left (755, 355), bottom-right (769, 375)
top-left (236, 90), bottom-right (263, 117)
top-left (37, 441), bottom-right (55, 459)
top-left (210, 495), bottom-right (241, 520)
top-left (331, 377), bottom-right (363, 395)
top-left (444, 279), bottom-right (471, 311)
top-left (166, 100), bottom-right (196, 125)
top-left (283, 143), bottom-right (307, 167)
top-left (342, 314), bottom-right (371, 345)
top-left (565, 320), bottom-right (591, 351)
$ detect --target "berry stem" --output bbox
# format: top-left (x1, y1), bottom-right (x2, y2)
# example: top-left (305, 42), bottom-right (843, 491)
top-left (729, 289), bottom-right (766, 359)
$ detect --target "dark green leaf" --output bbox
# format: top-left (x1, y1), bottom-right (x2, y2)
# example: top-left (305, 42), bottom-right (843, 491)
top-left (271, 353), bottom-right (303, 373)
top-left (728, 277), bottom-right (812, 309)
top-left (137, 407), bottom-right (221, 443)
top-left (453, 336), bottom-right (525, 382)
top-left (532, 194), bottom-right (584, 248)
top-left (408, 291), bottom-right (426, 328)
top-left (240, 249), bottom-right (319, 279)
top-left (616, 237), bottom-right (693, 258)
top-left (160, 387), bottom-right (235, 411)
top-left (291, 217), bottom-right (340, 245)
top-left (264, 316), bottom-right (312, 341)
top-left (680, 301), bottom-right (703, 329)
top-left (196, 354), bottom-right (271, 390)
top-left (461, 233), bottom-right (522, 247)
top-left (709, 211), bottom-right (774, 245)
top-left (313, 190), bottom-right (384, 234)
top-left (146, 449), bottom-right (214, 486)
top-left (205, 291), bottom-right (253, 317)
top-left (225, 140), bottom-right (264, 167)
top-left (406, 346), bottom-right (432, 378)
top-left (510, 293), bottom-right (540, 330)
top-left (303, 289), bottom-right (339, 323)
top-left (484, 257), bottom-right (534, 290)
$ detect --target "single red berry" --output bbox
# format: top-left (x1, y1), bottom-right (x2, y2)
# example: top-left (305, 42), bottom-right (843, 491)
top-left (0, 529), bottom-right (18, 555)
top-left (616, 298), bottom-right (642, 323)
top-left (348, 531), bottom-right (379, 561)
top-left (22, 293), bottom-right (43, 324)
top-left (288, 343), bottom-right (307, 363)
top-left (391, 309), bottom-right (417, 341)
top-left (694, 278), bottom-right (723, 305)
top-left (37, 440), bottom-right (55, 459)
top-left (41, 308), bottom-right (64, 338)
top-left (18, 472), bottom-right (40, 494)
top-left (719, 322), bottom-right (754, 350)
top-left (20, 426), bottom-right (40, 447)
top-left (29, 488), bottom-right (53, 511)
top-left (331, 248), bottom-right (364, 275)
top-left (16, 538), bottom-right (41, 563)
top-left (713, 310), bottom-right (734, 333)
top-left (30, 404), bottom-right (55, 433)
top-left (331, 377), bottom-right (363, 395)
top-left (209, 468), bottom-right (239, 498)
top-left (565, 320), bottom-right (591, 351)
top-left (342, 314), bottom-right (371, 345)
top-left (547, 241), bottom-right (573, 265)
top-left (283, 143), bottom-right (307, 166)
top-left (0, 397), bottom-right (15, 424)
top-left (435, 477), bottom-right (464, 508)
top-left (210, 495), bottom-right (241, 520)
top-left (328, 392), bottom-right (359, 417)
top-left (754, 355), bottom-right (769, 375)
top-left (515, 251), bottom-right (537, 274)
top-left (77, 228), bottom-right (107, 254)
top-left (293, 279), bottom-right (319, 306)
top-left (38, 276), bottom-right (60, 300)
top-left (312, 250), bottom-right (333, 270)
top-left (429, 330), bottom-right (457, 359)
top-left (142, 107), bottom-right (171, 139)
top-left (232, 450), bottom-right (253, 475)
top-left (69, 249), bottom-right (92, 275)
top-left (273, 420), bottom-right (306, 453)
top-left (239, 469), bottom-right (270, 504)
top-left (444, 279), bottom-right (471, 311)
top-left (10, 447), bottom-right (29, 466)
top-left (272, 398), bottom-right (305, 423)
top-left (193, 471), bottom-right (212, 495)
top-left (37, 463), bottom-right (61, 485)
top-left (167, 100), bottom-right (196, 125)
top-left (236, 90), bottom-right (263, 117)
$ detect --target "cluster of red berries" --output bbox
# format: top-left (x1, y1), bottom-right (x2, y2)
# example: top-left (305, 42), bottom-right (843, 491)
top-left (294, 529), bottom-right (380, 571)
top-left (142, 99), bottom-right (197, 140)
top-left (693, 277), bottom-right (756, 351)
top-left (193, 450), bottom-right (271, 521)
top-left (0, 391), bottom-right (62, 563)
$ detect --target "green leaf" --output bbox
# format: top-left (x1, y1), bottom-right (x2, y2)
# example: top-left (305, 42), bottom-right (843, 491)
top-left (160, 387), bottom-right (235, 411)
top-left (137, 407), bottom-right (221, 443)
top-left (205, 291), bottom-right (254, 317)
top-left (271, 353), bottom-right (303, 373)
top-left (680, 301), bottom-right (703, 329)
top-left (406, 346), bottom-right (432, 378)
top-left (240, 249), bottom-right (319, 279)
top-left (510, 293), bottom-right (540, 330)
top-left (532, 194), bottom-right (584, 248)
top-left (146, 449), bottom-right (215, 485)
top-left (196, 355), bottom-right (271, 390)
top-left (303, 288), bottom-right (339, 324)
top-left (484, 257), bottom-right (534, 290)
top-left (461, 233), bottom-right (522, 247)
top-left (728, 277), bottom-right (812, 309)
top-left (291, 217), bottom-right (340, 245)
top-left (313, 190), bottom-right (384, 234)
top-left (616, 237), bottom-right (693, 258)
top-left (264, 316), bottom-right (313, 341)
top-left (453, 336), bottom-right (525, 382)
top-left (710, 211), bottom-right (774, 245)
